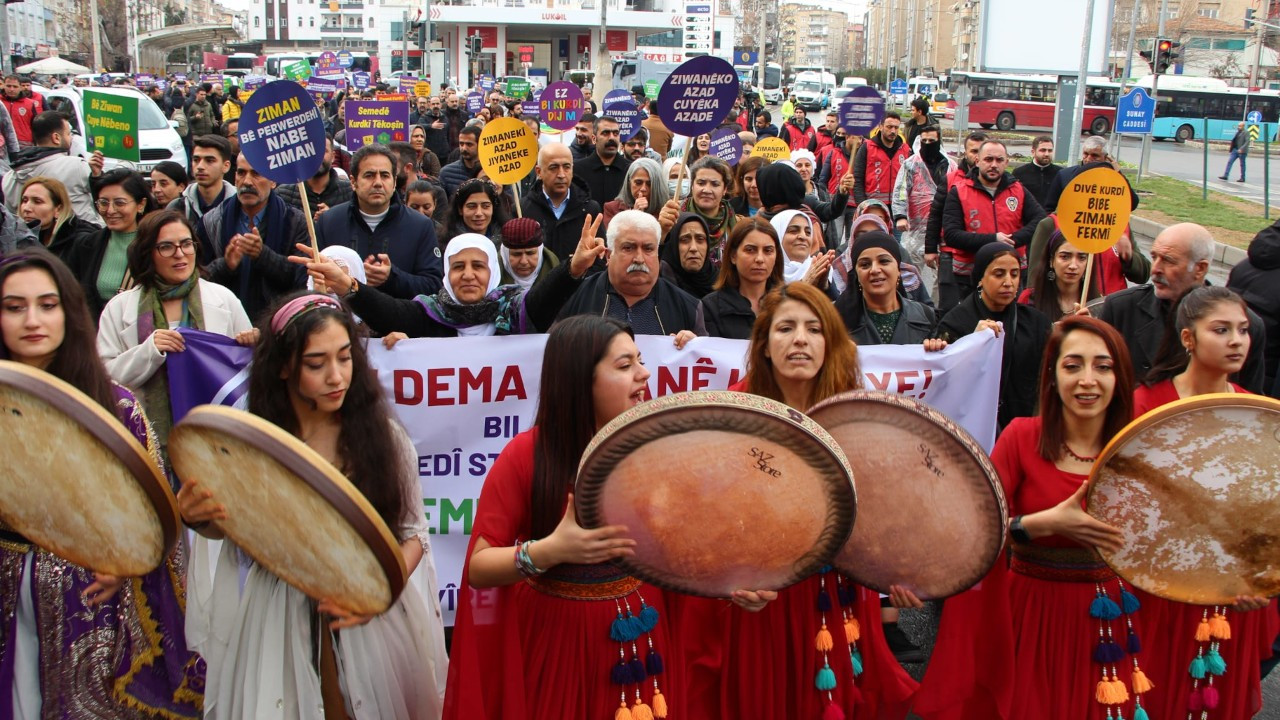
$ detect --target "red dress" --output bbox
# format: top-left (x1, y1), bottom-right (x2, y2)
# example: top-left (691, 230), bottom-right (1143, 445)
top-left (671, 381), bottom-right (918, 719)
top-left (916, 417), bottom-right (1148, 720)
top-left (442, 429), bottom-right (686, 720)
top-left (1128, 380), bottom-right (1279, 720)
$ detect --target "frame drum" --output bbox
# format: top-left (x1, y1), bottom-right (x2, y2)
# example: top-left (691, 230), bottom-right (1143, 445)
top-left (0, 360), bottom-right (179, 576)
top-left (1088, 393), bottom-right (1280, 604)
top-left (575, 391), bottom-right (856, 598)
top-left (169, 405), bottom-right (407, 615)
top-left (808, 391), bottom-right (1007, 599)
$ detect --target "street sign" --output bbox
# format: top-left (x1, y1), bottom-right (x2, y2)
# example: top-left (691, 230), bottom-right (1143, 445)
top-left (889, 79), bottom-right (908, 95)
top-left (1248, 110), bottom-right (1263, 124)
top-left (1250, 124), bottom-right (1261, 142)
top-left (736, 50), bottom-right (759, 65)
top-left (1117, 87), bottom-right (1155, 135)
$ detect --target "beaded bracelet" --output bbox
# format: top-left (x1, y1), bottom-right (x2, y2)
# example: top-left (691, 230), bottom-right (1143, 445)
top-left (514, 539), bottom-right (545, 577)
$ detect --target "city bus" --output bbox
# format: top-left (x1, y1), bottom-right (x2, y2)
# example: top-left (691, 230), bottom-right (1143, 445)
top-left (224, 53), bottom-right (260, 77)
top-left (263, 51), bottom-right (376, 78)
top-left (944, 71), bottom-right (1118, 134)
top-left (734, 62), bottom-right (783, 104)
top-left (1130, 75), bottom-right (1280, 142)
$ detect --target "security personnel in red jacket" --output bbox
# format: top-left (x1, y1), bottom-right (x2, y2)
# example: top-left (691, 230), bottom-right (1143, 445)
top-left (940, 138), bottom-right (1045, 305)
top-left (852, 111), bottom-right (909, 205)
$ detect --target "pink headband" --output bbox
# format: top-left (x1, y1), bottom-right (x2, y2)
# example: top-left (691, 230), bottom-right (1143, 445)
top-left (270, 294), bottom-right (342, 335)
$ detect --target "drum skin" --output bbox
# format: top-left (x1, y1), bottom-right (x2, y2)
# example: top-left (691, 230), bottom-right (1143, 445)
top-left (169, 405), bottom-right (407, 615)
top-left (0, 360), bottom-right (178, 576)
top-left (575, 391), bottom-right (856, 597)
top-left (1088, 393), bottom-right (1280, 604)
top-left (808, 390), bottom-right (1007, 600)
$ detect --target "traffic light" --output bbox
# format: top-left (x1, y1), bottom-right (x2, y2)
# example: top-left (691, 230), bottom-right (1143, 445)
top-left (1139, 46), bottom-right (1155, 72)
top-left (469, 35), bottom-right (483, 55)
top-left (1246, 8), bottom-right (1256, 28)
top-left (1155, 38), bottom-right (1181, 74)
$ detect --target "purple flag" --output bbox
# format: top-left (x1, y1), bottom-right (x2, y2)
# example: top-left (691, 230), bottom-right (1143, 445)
top-left (167, 328), bottom-right (253, 422)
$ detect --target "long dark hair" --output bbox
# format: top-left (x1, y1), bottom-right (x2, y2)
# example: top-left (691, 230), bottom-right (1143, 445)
top-left (1031, 230), bottom-right (1100, 322)
top-left (1036, 316), bottom-right (1134, 461)
top-left (248, 292), bottom-right (410, 536)
top-left (530, 315), bottom-right (633, 539)
top-left (715, 216), bottom-right (782, 291)
top-left (446, 178), bottom-right (510, 246)
top-left (0, 249), bottom-right (117, 413)
top-left (1145, 285), bottom-right (1249, 385)
top-left (128, 210), bottom-right (202, 289)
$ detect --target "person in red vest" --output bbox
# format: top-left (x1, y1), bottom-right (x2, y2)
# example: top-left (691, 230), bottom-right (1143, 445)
top-left (940, 138), bottom-right (1045, 306)
top-left (851, 111), bottom-right (908, 206)
top-left (2, 75), bottom-right (39, 148)
top-left (778, 106), bottom-right (817, 153)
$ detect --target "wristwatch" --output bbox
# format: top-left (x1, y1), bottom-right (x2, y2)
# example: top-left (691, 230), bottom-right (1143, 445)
top-left (1009, 515), bottom-right (1031, 544)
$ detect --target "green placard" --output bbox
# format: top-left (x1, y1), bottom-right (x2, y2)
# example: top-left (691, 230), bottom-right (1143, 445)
top-left (506, 77), bottom-right (530, 99)
top-left (283, 60), bottom-right (312, 81)
top-left (84, 90), bottom-right (140, 163)
top-left (644, 79), bottom-right (660, 98)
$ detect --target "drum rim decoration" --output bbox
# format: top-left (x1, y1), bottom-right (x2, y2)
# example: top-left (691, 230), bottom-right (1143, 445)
top-left (1087, 392), bottom-right (1280, 603)
top-left (807, 389), bottom-right (1007, 598)
top-left (575, 390), bottom-right (857, 597)
top-left (170, 405), bottom-right (408, 612)
top-left (0, 359), bottom-right (180, 569)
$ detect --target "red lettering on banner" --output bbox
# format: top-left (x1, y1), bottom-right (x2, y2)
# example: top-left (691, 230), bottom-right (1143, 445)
top-left (691, 357), bottom-right (715, 390)
top-left (394, 369), bottom-right (422, 404)
top-left (393, 365), bottom-right (526, 405)
top-left (429, 368), bottom-right (456, 406)
top-left (865, 372), bottom-right (891, 391)
top-left (657, 365), bottom-right (687, 396)
top-left (495, 366), bottom-right (527, 402)
top-left (895, 370), bottom-right (919, 393)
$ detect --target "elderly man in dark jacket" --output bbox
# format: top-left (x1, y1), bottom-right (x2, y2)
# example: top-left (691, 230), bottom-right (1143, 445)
top-left (520, 143), bottom-right (604, 261)
top-left (541, 209), bottom-right (704, 334)
top-left (1227, 218), bottom-right (1280, 396)
top-left (1100, 222), bottom-right (1266, 393)
top-left (314, 144), bottom-right (443, 299)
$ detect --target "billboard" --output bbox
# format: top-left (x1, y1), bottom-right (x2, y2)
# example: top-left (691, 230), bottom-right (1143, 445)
top-left (981, 0), bottom-right (1113, 75)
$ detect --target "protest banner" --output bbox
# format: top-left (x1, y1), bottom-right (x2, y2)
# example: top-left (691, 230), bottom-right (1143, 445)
top-left (352, 72), bottom-right (371, 90)
top-left (751, 136), bottom-right (790, 162)
top-left (709, 126), bottom-right (744, 165)
top-left (519, 99), bottom-right (540, 117)
top-left (345, 98), bottom-right (411, 152)
top-left (314, 50), bottom-right (342, 77)
top-left (607, 101), bottom-right (643, 143)
top-left (414, 81), bottom-right (433, 98)
top-left (167, 330), bottom-right (1001, 624)
top-left (539, 80), bottom-right (585, 132)
top-left (504, 77), bottom-right (530, 99)
top-left (644, 79), bottom-right (660, 99)
top-left (282, 60), bottom-right (311, 81)
top-left (466, 91), bottom-right (484, 114)
top-left (304, 77), bottom-right (341, 101)
top-left (1054, 166), bottom-right (1132, 306)
top-left (83, 90), bottom-right (140, 163)
top-left (478, 117), bottom-right (538, 207)
top-left (839, 86), bottom-right (885, 136)
top-left (376, 92), bottom-right (409, 102)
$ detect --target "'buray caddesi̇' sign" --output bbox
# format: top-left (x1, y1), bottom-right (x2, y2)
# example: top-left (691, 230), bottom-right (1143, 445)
top-left (237, 80), bottom-right (326, 184)
top-left (167, 331), bottom-right (1002, 625)
top-left (657, 55), bottom-right (739, 137)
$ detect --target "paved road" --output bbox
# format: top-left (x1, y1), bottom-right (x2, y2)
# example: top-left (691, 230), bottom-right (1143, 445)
top-left (1115, 135), bottom-right (1280, 208)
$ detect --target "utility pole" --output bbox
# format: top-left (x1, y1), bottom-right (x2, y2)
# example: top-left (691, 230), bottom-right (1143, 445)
top-left (424, 0), bottom-right (432, 78)
top-left (1249, 9), bottom-right (1265, 88)
top-left (757, 0), bottom-right (766, 106)
top-left (90, 0), bottom-right (103, 71)
top-left (0, 2), bottom-right (11, 75)
top-left (401, 10), bottom-right (409, 74)
top-left (1109, 0), bottom-right (1143, 159)
top-left (592, 0), bottom-right (611, 97)
top-left (1066, 0), bottom-right (1096, 166)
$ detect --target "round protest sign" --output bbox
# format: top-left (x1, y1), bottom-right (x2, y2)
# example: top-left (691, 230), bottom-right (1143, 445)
top-left (601, 88), bottom-right (633, 113)
top-left (337, 50), bottom-right (354, 68)
top-left (838, 86), bottom-right (885, 136)
top-left (314, 51), bottom-right (341, 77)
top-left (466, 91), bottom-right (485, 114)
top-left (658, 56), bottom-right (739, 138)
top-left (238, 80), bottom-right (326, 184)
top-left (478, 117), bottom-right (539, 185)
top-left (751, 137), bottom-right (790, 162)
top-left (1055, 167), bottom-right (1132, 254)
top-left (608, 101), bottom-right (644, 143)
top-left (708, 127), bottom-right (744, 165)
top-left (540, 81), bottom-right (585, 132)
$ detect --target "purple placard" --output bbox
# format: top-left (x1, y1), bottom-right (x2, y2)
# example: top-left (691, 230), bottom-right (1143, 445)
top-left (606, 101), bottom-right (643, 143)
top-left (601, 88), bottom-right (633, 113)
top-left (531, 87), bottom-right (542, 101)
top-left (466, 91), bottom-right (484, 114)
top-left (345, 99), bottom-right (411, 152)
top-left (479, 75), bottom-right (495, 91)
top-left (838, 86), bottom-right (885, 136)
top-left (708, 127), bottom-right (744, 166)
top-left (520, 99), bottom-right (540, 117)
top-left (539, 80), bottom-right (585, 132)
top-left (314, 50), bottom-right (342, 77)
top-left (657, 56), bottom-right (739, 137)
top-left (244, 75), bottom-right (267, 89)
top-left (305, 77), bottom-right (341, 100)
top-left (238, 80), bottom-right (325, 184)
top-left (174, 73), bottom-right (188, 82)
top-left (200, 74), bottom-right (222, 85)
top-left (134, 73), bottom-right (154, 89)
top-left (353, 72), bottom-right (371, 90)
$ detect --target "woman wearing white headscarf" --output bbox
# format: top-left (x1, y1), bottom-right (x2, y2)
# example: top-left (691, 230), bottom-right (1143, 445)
top-left (771, 209), bottom-right (835, 289)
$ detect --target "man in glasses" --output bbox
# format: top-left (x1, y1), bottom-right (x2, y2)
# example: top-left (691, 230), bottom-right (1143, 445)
top-left (2, 111), bottom-right (103, 226)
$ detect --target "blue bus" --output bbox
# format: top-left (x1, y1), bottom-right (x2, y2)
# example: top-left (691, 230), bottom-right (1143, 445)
top-left (1136, 75), bottom-right (1280, 143)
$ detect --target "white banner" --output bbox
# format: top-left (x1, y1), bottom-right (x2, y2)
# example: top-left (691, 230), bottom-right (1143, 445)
top-left (369, 331), bottom-right (1002, 625)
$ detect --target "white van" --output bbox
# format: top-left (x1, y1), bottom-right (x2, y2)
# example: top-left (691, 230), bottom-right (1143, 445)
top-left (841, 77), bottom-right (869, 88)
top-left (45, 85), bottom-right (188, 174)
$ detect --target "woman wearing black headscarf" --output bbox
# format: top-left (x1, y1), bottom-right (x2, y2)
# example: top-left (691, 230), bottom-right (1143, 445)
top-left (659, 212), bottom-right (717, 299)
top-left (934, 242), bottom-right (1052, 431)
top-left (754, 162), bottom-right (849, 248)
top-left (835, 230), bottom-right (939, 347)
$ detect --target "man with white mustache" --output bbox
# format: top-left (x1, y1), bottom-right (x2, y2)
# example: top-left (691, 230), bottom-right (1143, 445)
top-left (1098, 222), bottom-right (1266, 392)
top-left (547, 209), bottom-right (704, 337)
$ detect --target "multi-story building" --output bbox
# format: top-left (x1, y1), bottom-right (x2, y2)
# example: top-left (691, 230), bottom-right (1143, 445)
top-left (863, 0), bottom-right (962, 76)
top-left (779, 4), bottom-right (847, 71)
top-left (46, 0), bottom-right (91, 65)
top-left (848, 22), bottom-right (865, 70)
top-left (7, 0), bottom-right (55, 67)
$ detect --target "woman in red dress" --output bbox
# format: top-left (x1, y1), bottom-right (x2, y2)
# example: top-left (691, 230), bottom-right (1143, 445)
top-left (916, 316), bottom-right (1151, 720)
top-left (1130, 286), bottom-right (1277, 720)
top-left (680, 282), bottom-right (919, 720)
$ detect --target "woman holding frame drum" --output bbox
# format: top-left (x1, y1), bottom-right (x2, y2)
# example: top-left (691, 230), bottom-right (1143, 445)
top-left (176, 292), bottom-right (448, 719)
top-left (0, 249), bottom-right (201, 719)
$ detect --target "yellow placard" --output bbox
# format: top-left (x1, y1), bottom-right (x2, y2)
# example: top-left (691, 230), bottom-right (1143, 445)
top-left (751, 137), bottom-right (791, 162)
top-left (1055, 167), bottom-right (1132, 254)
top-left (478, 117), bottom-right (538, 185)
top-left (414, 81), bottom-right (432, 98)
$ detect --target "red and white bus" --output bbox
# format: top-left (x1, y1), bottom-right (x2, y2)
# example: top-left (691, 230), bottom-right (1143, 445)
top-left (944, 71), bottom-right (1120, 135)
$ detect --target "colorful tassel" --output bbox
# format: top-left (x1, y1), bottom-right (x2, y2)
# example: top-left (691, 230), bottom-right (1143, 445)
top-left (652, 690), bottom-right (668, 718)
top-left (850, 648), bottom-right (864, 676)
top-left (1195, 617), bottom-right (1212, 642)
top-left (1120, 588), bottom-right (1141, 614)
top-left (1133, 705), bottom-right (1149, 720)
top-left (1090, 593), bottom-right (1122, 620)
top-left (1209, 612), bottom-right (1231, 640)
top-left (631, 701), bottom-right (654, 720)
top-left (615, 701), bottom-right (634, 720)
top-left (646, 649), bottom-right (664, 676)
top-left (638, 603), bottom-right (659, 633)
top-left (817, 588), bottom-right (832, 612)
top-left (837, 583), bottom-right (854, 607)
top-left (822, 701), bottom-right (846, 720)
top-left (1188, 686), bottom-right (1204, 712)
top-left (815, 664), bottom-right (837, 691)
top-left (1189, 655), bottom-right (1207, 679)
top-left (1096, 679), bottom-right (1114, 705)
top-left (1205, 647), bottom-right (1226, 676)
top-left (1093, 639), bottom-right (1124, 663)
top-left (1203, 684), bottom-right (1220, 709)
top-left (1126, 629), bottom-right (1142, 654)
top-left (844, 617), bottom-right (861, 642)
top-left (612, 662), bottom-right (632, 685)
top-left (627, 656), bottom-right (647, 683)
top-left (816, 624), bottom-right (834, 652)
top-left (1132, 666), bottom-right (1154, 694)
top-left (1109, 675), bottom-right (1130, 703)
top-left (611, 613), bottom-right (630, 642)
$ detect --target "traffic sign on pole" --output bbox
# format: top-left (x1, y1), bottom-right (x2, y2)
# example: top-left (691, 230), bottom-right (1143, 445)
top-left (1248, 110), bottom-right (1263, 124)
top-left (1116, 87), bottom-right (1155, 135)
